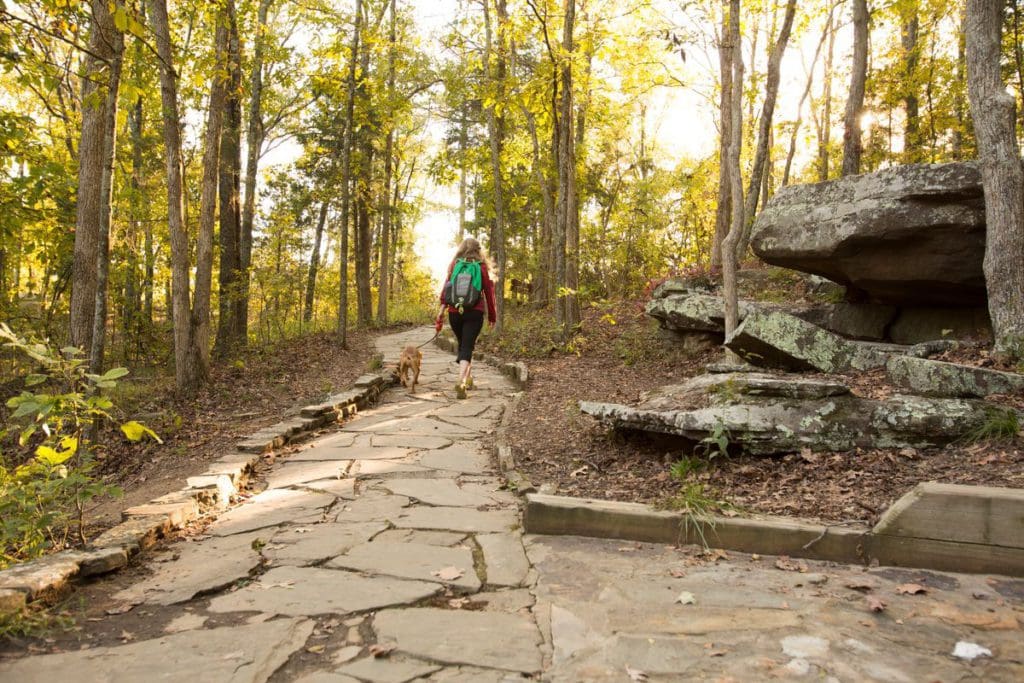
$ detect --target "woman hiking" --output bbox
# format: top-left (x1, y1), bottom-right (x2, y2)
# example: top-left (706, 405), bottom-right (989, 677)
top-left (435, 237), bottom-right (497, 399)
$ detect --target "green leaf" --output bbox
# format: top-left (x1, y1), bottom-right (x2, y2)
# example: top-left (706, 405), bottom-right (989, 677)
top-left (24, 374), bottom-right (47, 386)
top-left (120, 421), bottom-right (162, 443)
top-left (113, 5), bottom-right (128, 32)
top-left (99, 367), bottom-right (129, 381)
top-left (12, 400), bottom-right (40, 418)
top-left (18, 424), bottom-right (37, 446)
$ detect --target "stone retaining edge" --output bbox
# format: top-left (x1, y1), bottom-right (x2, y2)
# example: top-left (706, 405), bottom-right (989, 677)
top-left (522, 493), bottom-right (1024, 577)
top-left (433, 333), bottom-right (529, 387)
top-left (0, 368), bottom-right (399, 615)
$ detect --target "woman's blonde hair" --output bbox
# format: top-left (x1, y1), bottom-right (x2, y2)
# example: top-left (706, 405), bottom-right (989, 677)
top-left (454, 237), bottom-right (497, 274)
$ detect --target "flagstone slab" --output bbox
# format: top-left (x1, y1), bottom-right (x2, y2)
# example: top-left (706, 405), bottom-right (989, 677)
top-left (373, 608), bottom-right (542, 674)
top-left (460, 482), bottom-right (518, 506)
top-left (207, 489), bottom-right (336, 536)
top-left (0, 618), bottom-right (313, 683)
top-left (354, 417), bottom-right (477, 438)
top-left (477, 533), bottom-right (530, 587)
top-left (334, 656), bottom-right (442, 683)
top-left (302, 478), bottom-right (357, 497)
top-left (474, 589), bottom-right (535, 613)
top-left (292, 673), bottom-right (361, 683)
top-left (352, 459), bottom-right (439, 478)
top-left (393, 507), bottom-right (518, 534)
top-left (267, 521), bottom-right (388, 566)
top-left (381, 479), bottom-right (500, 507)
top-left (327, 541), bottom-right (480, 591)
top-left (331, 493), bottom-right (410, 523)
top-left (417, 667), bottom-right (517, 682)
top-left (371, 434), bottom-right (453, 449)
top-left (416, 446), bottom-right (492, 474)
top-left (372, 529), bottom-right (467, 546)
top-left (266, 461), bottom-right (349, 489)
top-left (113, 531), bottom-right (266, 605)
top-left (432, 401), bottom-right (501, 418)
top-left (432, 416), bottom-right (492, 433)
top-left (207, 566), bottom-right (440, 616)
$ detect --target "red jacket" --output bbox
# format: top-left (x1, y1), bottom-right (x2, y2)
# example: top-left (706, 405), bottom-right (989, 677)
top-left (440, 259), bottom-right (497, 324)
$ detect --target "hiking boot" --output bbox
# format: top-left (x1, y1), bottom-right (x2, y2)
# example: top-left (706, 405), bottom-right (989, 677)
top-left (464, 376), bottom-right (474, 390)
top-left (455, 383), bottom-right (467, 400)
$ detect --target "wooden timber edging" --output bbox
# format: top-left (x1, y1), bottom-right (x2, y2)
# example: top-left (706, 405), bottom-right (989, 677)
top-left (523, 487), bottom-right (1024, 577)
top-left (0, 369), bottom-right (399, 616)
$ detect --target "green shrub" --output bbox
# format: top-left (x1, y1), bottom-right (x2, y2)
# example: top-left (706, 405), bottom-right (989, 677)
top-left (0, 324), bottom-right (159, 568)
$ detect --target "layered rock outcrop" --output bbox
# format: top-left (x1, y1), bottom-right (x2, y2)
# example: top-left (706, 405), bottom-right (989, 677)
top-left (750, 162), bottom-right (986, 306)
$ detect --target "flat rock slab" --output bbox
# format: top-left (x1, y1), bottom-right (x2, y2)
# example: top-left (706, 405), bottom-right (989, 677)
top-left (207, 489), bottom-right (336, 536)
top-left (294, 445), bottom-right (414, 462)
top-left (477, 533), bottom-right (530, 587)
top-left (334, 656), bottom-right (442, 683)
top-left (302, 478), bottom-right (357, 497)
top-left (886, 354), bottom-right (1024, 397)
top-left (0, 618), bottom-right (313, 683)
top-left (373, 608), bottom-right (542, 674)
top-left (348, 417), bottom-right (476, 438)
top-left (381, 479), bottom-right (500, 508)
top-left (351, 459), bottom-right (438, 478)
top-left (0, 554), bottom-right (81, 598)
top-left (327, 541), bottom-right (480, 591)
top-left (331, 494), bottom-right (410, 523)
top-left (114, 532), bottom-right (265, 605)
top-left (267, 521), bottom-right (388, 566)
top-left (265, 461), bottom-right (349, 489)
top-left (433, 402), bottom-right (496, 418)
top-left (394, 507), bottom-right (518, 534)
top-left (207, 566), bottom-right (440, 616)
top-left (371, 434), bottom-right (453, 450)
top-left (372, 529), bottom-right (467, 546)
top-left (417, 447), bottom-right (492, 474)
top-left (432, 416), bottom-right (492, 433)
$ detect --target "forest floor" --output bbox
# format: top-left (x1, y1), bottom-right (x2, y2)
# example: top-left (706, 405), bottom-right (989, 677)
top-left (483, 298), bottom-right (1024, 527)
top-left (83, 327), bottom-right (388, 532)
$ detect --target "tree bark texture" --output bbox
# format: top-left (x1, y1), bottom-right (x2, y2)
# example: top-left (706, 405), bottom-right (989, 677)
top-left (88, 21), bottom-right (124, 374)
top-left (965, 0), bottom-right (1024, 357)
top-left (338, 0), bottom-right (362, 345)
top-left (190, 16), bottom-right (229, 386)
top-left (841, 0), bottom-right (868, 176)
top-left (483, 0), bottom-right (507, 333)
top-left (818, 11), bottom-right (835, 181)
top-left (712, 3), bottom-right (732, 270)
top-left (216, 0), bottom-right (244, 357)
top-left (147, 0), bottom-right (192, 391)
top-left (555, 0), bottom-right (577, 335)
top-left (305, 200), bottom-right (329, 322)
top-left (70, 0), bottom-right (119, 354)
top-left (721, 0), bottom-right (743, 363)
top-left (377, 0), bottom-right (396, 325)
top-left (901, 8), bottom-right (921, 161)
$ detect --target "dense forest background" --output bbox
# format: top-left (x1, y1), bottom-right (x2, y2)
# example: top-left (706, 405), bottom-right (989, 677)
top-left (0, 0), bottom-right (1021, 388)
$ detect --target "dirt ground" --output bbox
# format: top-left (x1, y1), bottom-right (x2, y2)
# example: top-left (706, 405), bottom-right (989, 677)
top-left (488, 300), bottom-right (1024, 526)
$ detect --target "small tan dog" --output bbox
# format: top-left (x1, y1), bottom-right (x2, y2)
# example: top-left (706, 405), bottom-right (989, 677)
top-left (398, 344), bottom-right (422, 393)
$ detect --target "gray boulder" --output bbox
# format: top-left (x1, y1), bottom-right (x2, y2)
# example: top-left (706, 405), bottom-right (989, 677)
top-left (886, 355), bottom-right (1024, 398)
top-left (580, 372), bottom-right (1004, 455)
top-left (750, 162), bottom-right (986, 306)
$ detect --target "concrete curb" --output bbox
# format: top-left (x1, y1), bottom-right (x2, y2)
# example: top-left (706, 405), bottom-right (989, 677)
top-left (523, 492), bottom-right (1024, 577)
top-left (0, 368), bottom-right (398, 615)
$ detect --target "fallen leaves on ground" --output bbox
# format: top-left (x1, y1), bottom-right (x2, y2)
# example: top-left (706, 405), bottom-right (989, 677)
top-left (774, 557), bottom-right (807, 572)
top-left (369, 643), bottom-right (396, 658)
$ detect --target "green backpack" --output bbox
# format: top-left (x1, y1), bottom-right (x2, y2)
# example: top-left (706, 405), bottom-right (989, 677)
top-left (443, 259), bottom-right (483, 312)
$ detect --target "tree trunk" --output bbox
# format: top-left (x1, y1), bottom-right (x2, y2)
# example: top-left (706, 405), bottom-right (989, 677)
top-left (305, 200), bottom-right (328, 322)
top-left (783, 11), bottom-right (829, 186)
top-left (88, 23), bottom-right (124, 374)
top-left (355, 136), bottom-right (373, 325)
top-left (190, 16), bottom-right (229, 386)
top-left (738, 0), bottom-right (796, 255)
top-left (215, 0), bottom-right (244, 357)
top-left (721, 0), bottom-right (743, 363)
top-left (483, 0), bottom-right (507, 332)
top-left (338, 0), bottom-right (362, 345)
top-left (965, 0), bottom-right (1024, 358)
top-left (841, 0), bottom-right (869, 176)
top-left (147, 0), bottom-right (192, 392)
top-left (240, 0), bottom-right (273, 341)
top-left (70, 0), bottom-right (119, 353)
top-left (376, 0), bottom-right (396, 325)
top-left (126, 29), bottom-right (145, 343)
top-left (901, 8), bottom-right (921, 161)
top-left (818, 12), bottom-right (835, 181)
top-left (712, 2), bottom-right (732, 270)
top-left (555, 0), bottom-right (576, 336)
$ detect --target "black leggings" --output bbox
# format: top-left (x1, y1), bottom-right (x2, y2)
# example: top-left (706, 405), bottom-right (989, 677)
top-left (449, 309), bottom-right (484, 362)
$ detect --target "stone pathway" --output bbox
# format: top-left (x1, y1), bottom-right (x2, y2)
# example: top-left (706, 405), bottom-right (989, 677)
top-left (1, 327), bottom-right (1022, 681)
